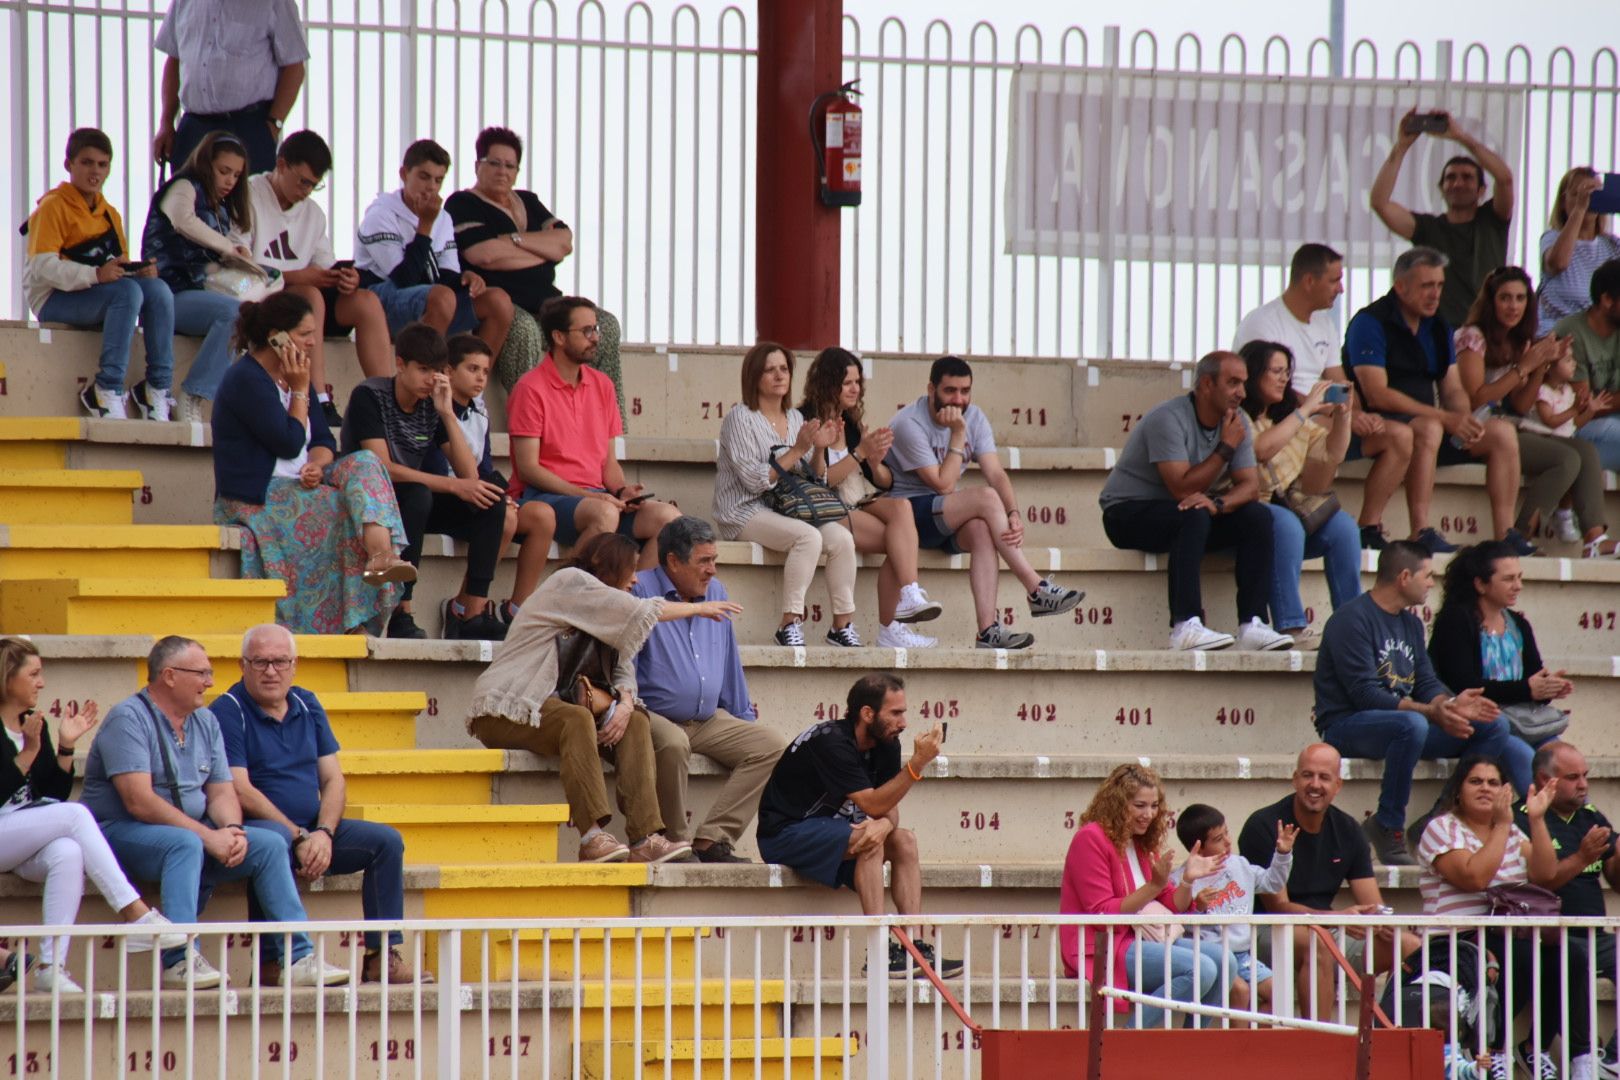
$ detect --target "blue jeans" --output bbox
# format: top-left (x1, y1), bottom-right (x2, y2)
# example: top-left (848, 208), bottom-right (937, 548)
top-left (98, 819), bottom-right (312, 969)
top-left (1319, 710), bottom-right (1532, 830)
top-left (245, 818), bottom-right (405, 959)
top-left (1577, 416), bottom-right (1620, 472)
top-left (368, 280), bottom-right (478, 337)
top-left (1264, 504), bottom-right (1363, 631)
top-left (169, 288), bottom-right (240, 399)
top-left (1124, 938), bottom-right (1235, 1029)
top-left (37, 278), bottom-right (176, 392)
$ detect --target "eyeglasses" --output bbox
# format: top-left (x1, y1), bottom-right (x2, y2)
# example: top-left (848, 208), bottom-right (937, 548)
top-left (477, 158), bottom-right (520, 172)
top-left (292, 175), bottom-right (325, 193)
top-left (570, 326), bottom-right (601, 339)
top-left (168, 666), bottom-right (214, 679)
top-left (246, 658), bottom-right (295, 672)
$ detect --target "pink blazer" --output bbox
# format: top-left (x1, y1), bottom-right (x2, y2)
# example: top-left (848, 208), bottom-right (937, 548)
top-left (1059, 821), bottom-right (1181, 1011)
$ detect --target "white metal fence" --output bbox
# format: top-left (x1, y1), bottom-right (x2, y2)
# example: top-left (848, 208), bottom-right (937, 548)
top-left (3, 913), bottom-right (1618, 1078)
top-left (1, 2), bottom-right (1616, 359)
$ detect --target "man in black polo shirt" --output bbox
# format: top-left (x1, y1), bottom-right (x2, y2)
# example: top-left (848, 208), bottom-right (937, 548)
top-left (1343, 246), bottom-right (1531, 557)
top-left (1238, 742), bottom-right (1420, 1017)
top-left (1516, 741), bottom-right (1619, 1067)
top-left (756, 672), bottom-right (959, 978)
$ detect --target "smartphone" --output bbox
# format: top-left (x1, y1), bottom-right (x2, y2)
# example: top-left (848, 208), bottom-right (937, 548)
top-left (1401, 111), bottom-right (1448, 136)
top-left (1591, 173), bottom-right (1620, 216)
top-left (940, 721), bottom-right (949, 743)
top-left (268, 330), bottom-right (291, 351)
top-left (624, 492), bottom-right (656, 506)
top-left (331, 259), bottom-right (356, 270)
top-left (1323, 384), bottom-right (1351, 404)
top-left (119, 259), bottom-right (153, 272)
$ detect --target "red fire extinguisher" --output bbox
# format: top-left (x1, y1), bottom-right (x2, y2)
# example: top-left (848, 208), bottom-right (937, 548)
top-left (810, 79), bottom-right (862, 208)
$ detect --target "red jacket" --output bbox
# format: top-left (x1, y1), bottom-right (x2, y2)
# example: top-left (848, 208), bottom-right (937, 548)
top-left (1059, 821), bottom-right (1182, 1011)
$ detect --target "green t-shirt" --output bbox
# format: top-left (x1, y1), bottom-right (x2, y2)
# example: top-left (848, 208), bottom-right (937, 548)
top-left (1410, 198), bottom-right (1511, 329)
top-left (1557, 311), bottom-right (1620, 393)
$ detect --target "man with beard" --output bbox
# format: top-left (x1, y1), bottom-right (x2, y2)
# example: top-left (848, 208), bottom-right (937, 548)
top-left (1238, 742), bottom-right (1422, 1018)
top-left (755, 672), bottom-right (960, 977)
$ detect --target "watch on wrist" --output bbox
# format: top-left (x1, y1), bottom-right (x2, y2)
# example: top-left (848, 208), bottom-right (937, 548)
top-left (510, 232), bottom-right (523, 246)
top-left (268, 116), bottom-right (284, 132)
top-left (1212, 496), bottom-right (1227, 514)
top-left (291, 829), bottom-right (309, 849)
top-left (312, 825), bottom-right (334, 840)
top-left (1214, 442), bottom-right (1236, 462)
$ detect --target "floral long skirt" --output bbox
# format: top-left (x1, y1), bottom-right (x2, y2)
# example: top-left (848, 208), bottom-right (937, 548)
top-left (215, 450), bottom-right (405, 636)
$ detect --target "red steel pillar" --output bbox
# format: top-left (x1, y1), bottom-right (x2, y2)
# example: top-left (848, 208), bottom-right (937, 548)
top-left (755, 0), bottom-right (842, 349)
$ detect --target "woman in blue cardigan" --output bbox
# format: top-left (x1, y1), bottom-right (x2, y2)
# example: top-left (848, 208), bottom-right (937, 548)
top-left (212, 292), bottom-right (414, 634)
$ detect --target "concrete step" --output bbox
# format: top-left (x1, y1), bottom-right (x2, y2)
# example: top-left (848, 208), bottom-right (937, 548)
top-left (319, 690), bottom-right (430, 749)
top-left (0, 467), bottom-right (141, 525)
top-left (581, 1035), bottom-right (852, 1079)
top-left (338, 749), bottom-right (507, 805)
top-left (0, 523), bottom-right (231, 579)
top-left (345, 802), bottom-right (568, 863)
top-left (0, 416), bottom-right (78, 466)
top-left (0, 577), bottom-right (283, 634)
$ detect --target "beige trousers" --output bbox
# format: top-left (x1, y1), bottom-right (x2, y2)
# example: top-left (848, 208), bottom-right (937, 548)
top-left (736, 509), bottom-right (857, 616)
top-left (647, 710), bottom-right (789, 845)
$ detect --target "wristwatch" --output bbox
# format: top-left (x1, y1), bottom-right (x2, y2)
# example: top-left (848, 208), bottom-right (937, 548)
top-left (1212, 496), bottom-right (1227, 514)
top-left (268, 116), bottom-right (284, 134)
top-left (291, 828), bottom-right (309, 849)
top-left (510, 232), bottom-right (523, 246)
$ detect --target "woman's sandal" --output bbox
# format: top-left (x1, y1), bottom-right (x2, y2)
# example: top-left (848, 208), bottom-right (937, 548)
top-left (362, 554), bottom-right (418, 585)
top-left (1582, 533), bottom-right (1620, 559)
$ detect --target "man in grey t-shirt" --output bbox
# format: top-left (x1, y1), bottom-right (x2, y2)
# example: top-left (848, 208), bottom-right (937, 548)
top-left (1098, 350), bottom-right (1291, 651)
top-left (882, 355), bottom-right (1082, 650)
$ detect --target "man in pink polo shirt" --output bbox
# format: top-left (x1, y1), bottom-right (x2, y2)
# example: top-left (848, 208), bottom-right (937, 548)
top-left (507, 295), bottom-right (679, 566)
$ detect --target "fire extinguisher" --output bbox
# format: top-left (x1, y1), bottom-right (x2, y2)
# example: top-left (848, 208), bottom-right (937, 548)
top-left (810, 79), bottom-right (862, 208)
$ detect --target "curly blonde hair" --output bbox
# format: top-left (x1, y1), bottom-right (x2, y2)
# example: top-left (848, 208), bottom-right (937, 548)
top-left (1080, 763), bottom-right (1171, 854)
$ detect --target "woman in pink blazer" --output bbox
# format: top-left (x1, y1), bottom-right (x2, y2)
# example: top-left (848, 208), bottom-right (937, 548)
top-left (1059, 763), bottom-right (1247, 1027)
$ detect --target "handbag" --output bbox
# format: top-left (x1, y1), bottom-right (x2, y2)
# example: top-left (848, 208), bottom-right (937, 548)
top-left (765, 449), bottom-right (849, 526)
top-left (835, 460), bottom-right (882, 510)
top-left (205, 258), bottom-right (284, 303)
top-left (1500, 701), bottom-right (1570, 743)
top-left (1136, 900), bottom-right (1185, 944)
top-left (1486, 881), bottom-right (1561, 936)
top-left (1265, 461), bottom-right (1341, 534)
top-left (554, 628), bottom-right (618, 726)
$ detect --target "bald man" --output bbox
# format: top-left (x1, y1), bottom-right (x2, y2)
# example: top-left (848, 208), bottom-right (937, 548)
top-left (1237, 743), bottom-right (1420, 1017)
top-left (211, 625), bottom-right (425, 985)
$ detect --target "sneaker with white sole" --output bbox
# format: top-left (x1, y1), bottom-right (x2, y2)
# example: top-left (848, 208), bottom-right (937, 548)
top-left (126, 910), bottom-right (187, 953)
top-left (878, 622), bottom-right (938, 649)
top-left (30, 964), bottom-right (83, 993)
top-left (774, 621), bottom-right (806, 647)
top-left (1514, 1041), bottom-right (1558, 1080)
top-left (283, 953), bottom-right (350, 986)
top-left (1553, 508), bottom-right (1582, 544)
top-left (131, 380), bottom-right (175, 422)
top-left (894, 583), bottom-right (943, 624)
top-left (1028, 578), bottom-right (1083, 617)
top-left (80, 383), bottom-right (129, 419)
top-left (975, 622), bottom-right (1034, 650)
top-left (825, 624), bottom-right (862, 647)
top-left (578, 831), bottom-right (630, 862)
top-left (1168, 617), bottom-right (1234, 651)
top-left (627, 833), bottom-right (694, 864)
top-left (162, 951), bottom-right (225, 989)
top-left (1235, 617), bottom-right (1295, 651)
top-left (177, 391), bottom-right (207, 424)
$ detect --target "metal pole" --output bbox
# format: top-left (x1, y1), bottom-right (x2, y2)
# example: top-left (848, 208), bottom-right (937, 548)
top-left (10, 5), bottom-right (31, 320)
top-left (1329, 0), bottom-right (1346, 77)
top-left (1095, 26), bottom-right (1120, 359)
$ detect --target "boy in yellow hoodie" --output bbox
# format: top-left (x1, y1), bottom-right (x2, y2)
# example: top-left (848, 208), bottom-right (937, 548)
top-left (25, 128), bottom-right (176, 420)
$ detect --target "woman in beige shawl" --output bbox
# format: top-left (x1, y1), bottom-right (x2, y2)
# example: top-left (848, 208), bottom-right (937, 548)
top-left (467, 533), bottom-right (741, 863)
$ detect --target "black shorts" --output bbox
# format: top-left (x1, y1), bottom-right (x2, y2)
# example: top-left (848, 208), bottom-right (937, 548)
top-left (318, 284), bottom-right (354, 338)
top-left (905, 494), bottom-right (963, 554)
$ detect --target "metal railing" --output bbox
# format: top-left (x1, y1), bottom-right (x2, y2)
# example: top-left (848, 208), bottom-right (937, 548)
top-left (1, 2), bottom-right (1616, 359)
top-left (3, 913), bottom-right (1617, 1078)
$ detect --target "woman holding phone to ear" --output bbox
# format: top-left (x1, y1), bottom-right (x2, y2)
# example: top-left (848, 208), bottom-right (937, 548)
top-left (1238, 341), bottom-right (1360, 649)
top-left (210, 292), bottom-right (413, 635)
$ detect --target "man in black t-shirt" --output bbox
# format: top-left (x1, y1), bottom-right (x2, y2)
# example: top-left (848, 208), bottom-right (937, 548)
top-left (1516, 742), bottom-right (1618, 977)
top-left (756, 672), bottom-right (959, 978)
top-left (341, 322), bottom-right (508, 641)
top-left (1238, 742), bottom-right (1420, 1017)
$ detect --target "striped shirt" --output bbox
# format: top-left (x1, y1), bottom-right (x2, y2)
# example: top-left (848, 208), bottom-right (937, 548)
top-left (1416, 812), bottom-right (1530, 917)
top-left (1539, 230), bottom-right (1620, 325)
top-left (1253, 413), bottom-right (1330, 497)
top-left (713, 405), bottom-right (802, 536)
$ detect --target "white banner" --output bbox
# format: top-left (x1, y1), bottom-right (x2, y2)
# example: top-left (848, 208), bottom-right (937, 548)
top-left (1005, 66), bottom-right (1527, 266)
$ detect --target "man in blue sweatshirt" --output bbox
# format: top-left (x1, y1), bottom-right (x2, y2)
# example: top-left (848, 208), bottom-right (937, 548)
top-left (1313, 539), bottom-right (1530, 866)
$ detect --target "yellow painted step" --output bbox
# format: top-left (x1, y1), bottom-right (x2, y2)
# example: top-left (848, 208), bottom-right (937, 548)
top-left (339, 749), bottom-right (505, 805)
top-left (0, 467), bottom-right (142, 525)
top-left (569, 978), bottom-right (787, 1041)
top-left (0, 524), bottom-right (225, 579)
top-left (443, 924), bottom-right (704, 982)
top-left (346, 803), bottom-right (567, 863)
top-left (0, 417), bottom-right (79, 467)
top-left (315, 691), bottom-right (427, 749)
top-left (194, 633), bottom-right (363, 694)
top-left (581, 1036), bottom-right (853, 1079)
top-left (0, 577), bottom-right (282, 634)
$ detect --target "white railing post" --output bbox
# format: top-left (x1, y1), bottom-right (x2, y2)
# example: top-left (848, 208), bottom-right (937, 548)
top-left (436, 930), bottom-right (462, 1076)
top-left (10, 2), bottom-right (31, 320)
top-left (397, 1), bottom-right (417, 148)
top-left (1271, 920), bottom-right (1296, 1020)
top-left (1095, 25), bottom-right (1121, 359)
top-left (864, 923), bottom-right (889, 1080)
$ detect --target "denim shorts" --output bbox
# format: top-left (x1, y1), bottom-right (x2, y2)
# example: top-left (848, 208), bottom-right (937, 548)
top-left (516, 486), bottom-right (641, 546)
top-left (757, 816), bottom-right (856, 890)
top-left (368, 280), bottom-right (478, 336)
top-left (904, 494), bottom-right (962, 554)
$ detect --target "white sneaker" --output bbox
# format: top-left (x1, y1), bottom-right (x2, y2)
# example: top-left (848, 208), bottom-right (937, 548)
top-left (1554, 508), bottom-right (1581, 544)
top-left (80, 383), bottom-right (129, 419)
top-left (177, 391), bottom-right (207, 424)
top-left (30, 964), bottom-right (83, 993)
top-left (893, 583), bottom-right (943, 624)
top-left (132, 380), bottom-right (175, 422)
top-left (1235, 617), bottom-right (1295, 651)
top-left (283, 953), bottom-right (351, 987)
top-left (126, 910), bottom-right (187, 953)
top-left (1168, 616), bottom-right (1234, 651)
top-left (1570, 1052), bottom-right (1598, 1080)
top-left (162, 951), bottom-right (225, 989)
top-left (878, 621), bottom-right (938, 648)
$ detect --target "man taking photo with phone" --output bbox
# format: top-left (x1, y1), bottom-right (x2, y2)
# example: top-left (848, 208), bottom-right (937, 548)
top-left (1370, 108), bottom-right (1516, 328)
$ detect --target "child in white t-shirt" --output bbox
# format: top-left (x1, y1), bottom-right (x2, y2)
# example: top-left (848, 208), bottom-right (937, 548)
top-left (1169, 803), bottom-right (1296, 1012)
top-left (1520, 350), bottom-right (1583, 438)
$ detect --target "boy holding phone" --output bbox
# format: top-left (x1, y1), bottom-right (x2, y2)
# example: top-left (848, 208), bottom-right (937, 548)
top-left (504, 295), bottom-right (680, 569)
top-left (25, 127), bottom-right (177, 420)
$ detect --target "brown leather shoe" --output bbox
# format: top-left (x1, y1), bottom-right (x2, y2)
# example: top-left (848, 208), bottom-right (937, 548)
top-left (362, 948), bottom-right (434, 984)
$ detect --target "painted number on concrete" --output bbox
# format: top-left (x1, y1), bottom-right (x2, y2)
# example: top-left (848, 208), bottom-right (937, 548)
top-left (265, 1042), bottom-right (297, 1063)
top-left (1017, 703), bottom-right (1057, 722)
top-left (488, 1036), bottom-right (531, 1057)
top-left (943, 1030), bottom-right (986, 1050)
top-left (1023, 505), bottom-right (1068, 525)
top-left (426, 698), bottom-right (439, 716)
top-left (1439, 515), bottom-right (1480, 537)
top-left (140, 486), bottom-right (154, 505)
top-left (369, 1040), bottom-right (415, 1061)
top-left (959, 811), bottom-right (1001, 831)
top-left (1579, 611), bottom-right (1617, 631)
top-left (48, 698), bottom-right (94, 719)
top-left (918, 699), bottom-right (959, 719)
top-left (1115, 707), bottom-right (1152, 726)
top-left (700, 401), bottom-right (739, 420)
top-left (1216, 707), bottom-right (1256, 726)
top-left (1121, 413), bottom-right (1143, 432)
top-left (1010, 407), bottom-right (1048, 427)
top-left (126, 1050), bottom-right (176, 1073)
top-left (1063, 810), bottom-right (1078, 829)
top-left (8, 1052), bottom-right (50, 1074)
top-left (631, 396), bottom-right (642, 416)
top-left (813, 703), bottom-right (844, 720)
top-left (1074, 605), bottom-right (1114, 626)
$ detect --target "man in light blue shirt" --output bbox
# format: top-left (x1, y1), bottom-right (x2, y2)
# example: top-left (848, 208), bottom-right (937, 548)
top-left (633, 517), bottom-right (785, 864)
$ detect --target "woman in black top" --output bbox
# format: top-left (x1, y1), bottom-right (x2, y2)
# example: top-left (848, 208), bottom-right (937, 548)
top-left (0, 638), bottom-right (184, 991)
top-left (445, 126), bottom-right (624, 415)
top-left (798, 347), bottom-right (943, 647)
top-left (1428, 540), bottom-right (1572, 728)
